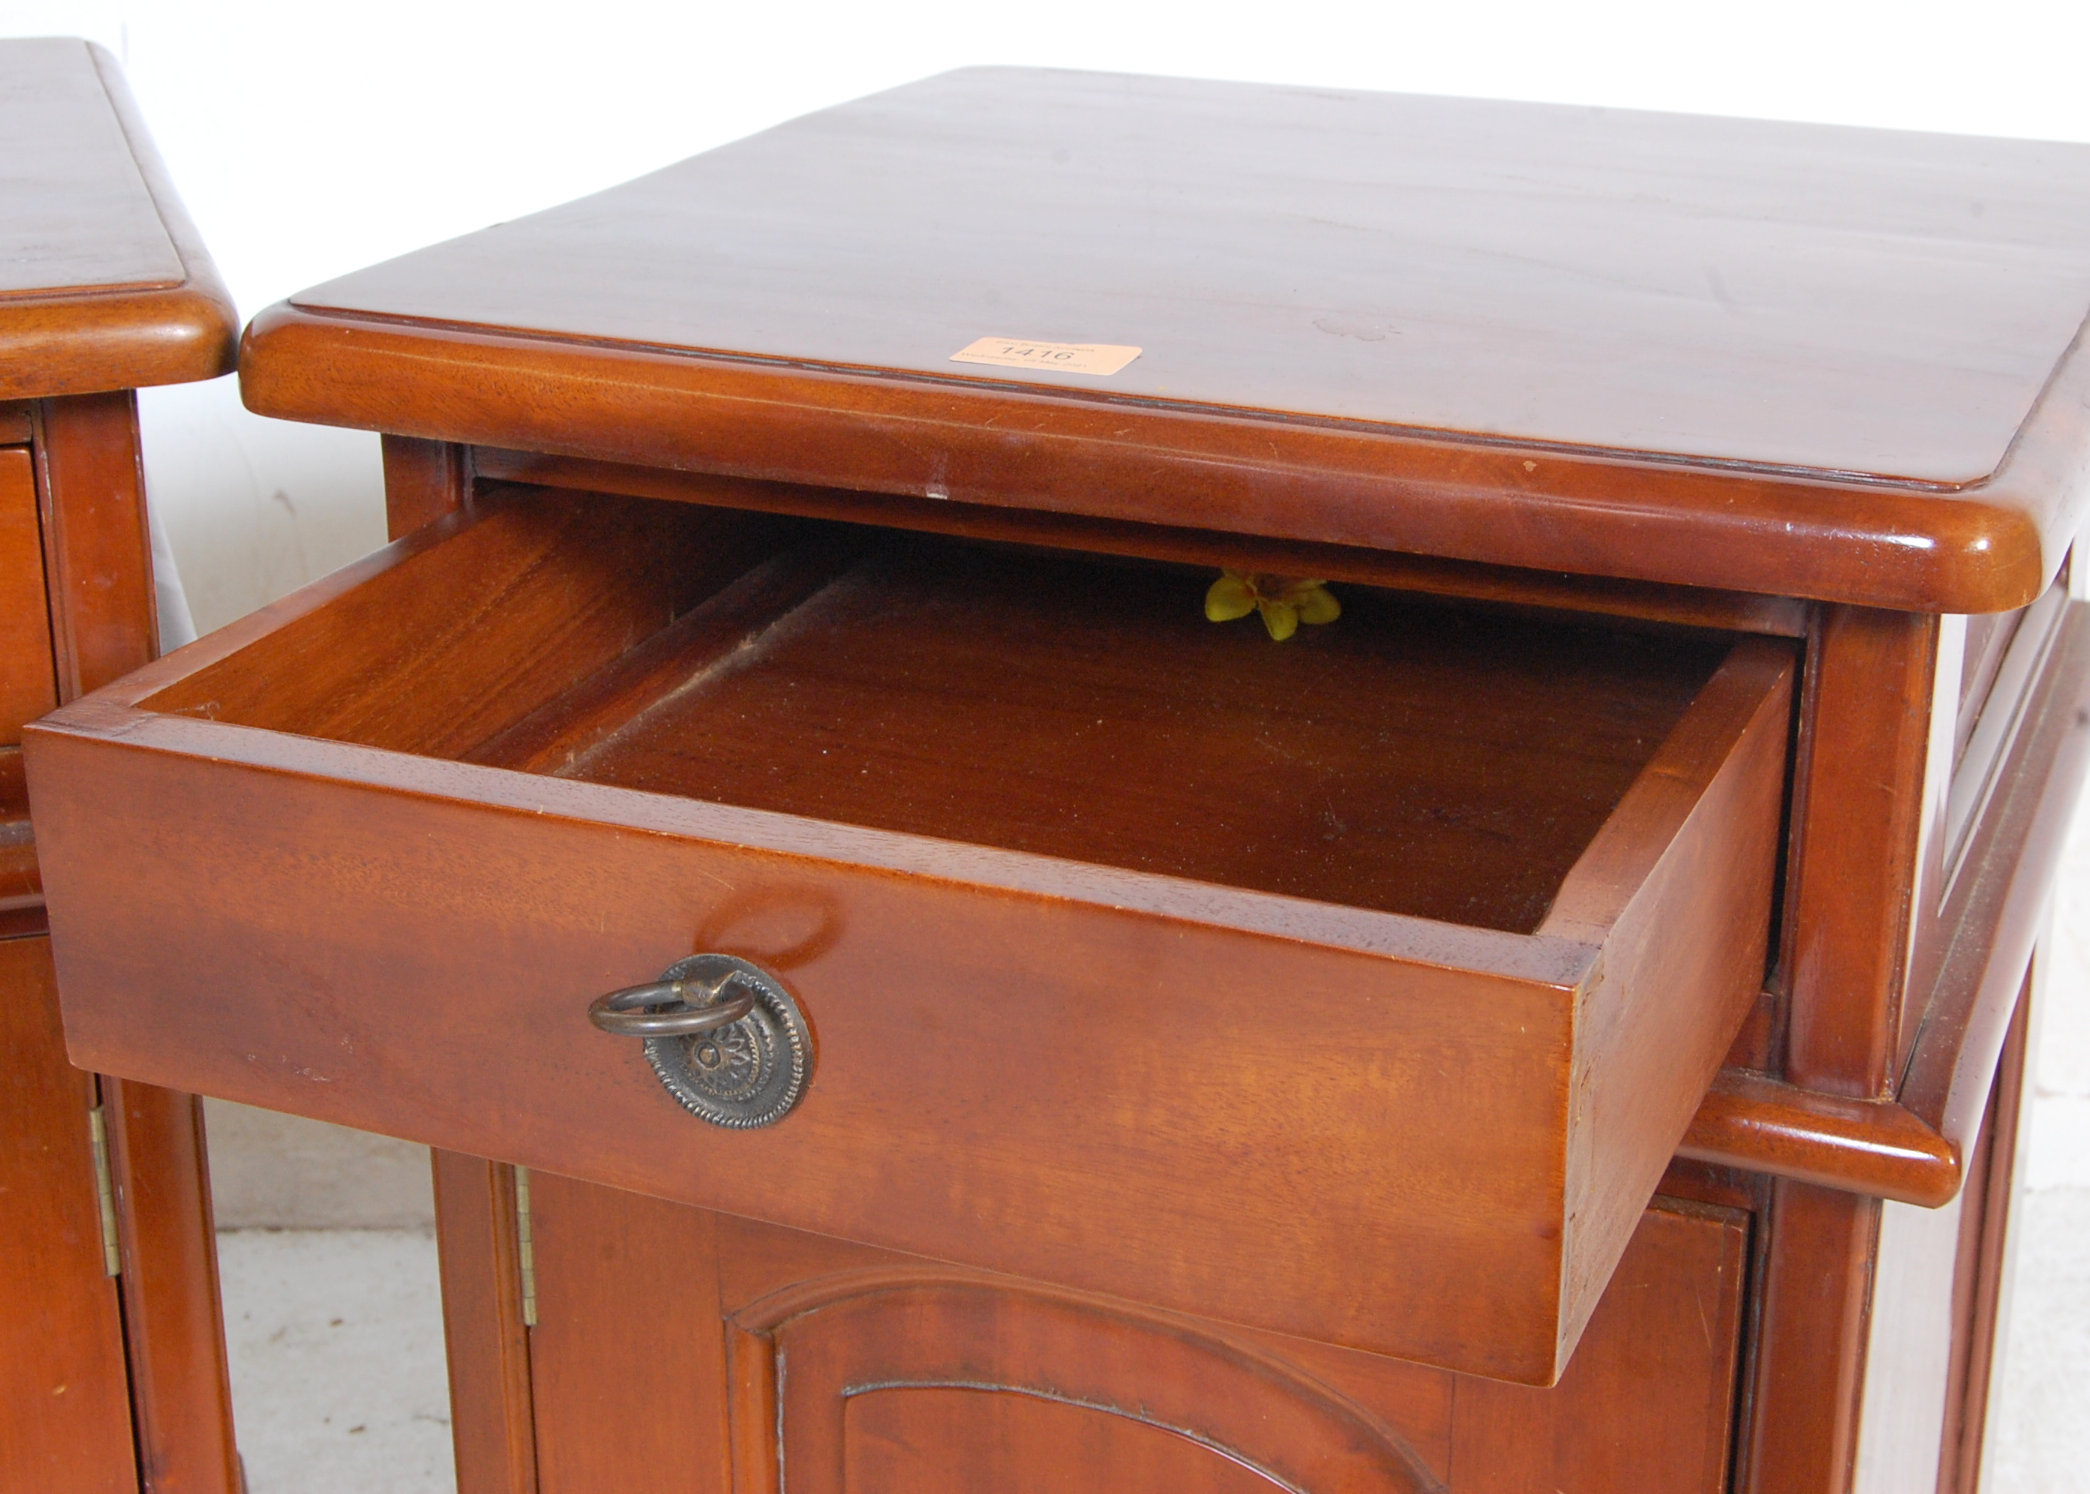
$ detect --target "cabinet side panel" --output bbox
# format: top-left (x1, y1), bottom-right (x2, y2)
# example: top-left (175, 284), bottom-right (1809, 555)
top-left (1938, 984), bottom-right (2030, 1493)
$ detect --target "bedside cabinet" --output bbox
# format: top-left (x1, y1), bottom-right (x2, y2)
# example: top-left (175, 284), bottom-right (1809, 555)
top-left (0, 37), bottom-right (240, 1494)
top-left (29, 68), bottom-right (2090, 1493)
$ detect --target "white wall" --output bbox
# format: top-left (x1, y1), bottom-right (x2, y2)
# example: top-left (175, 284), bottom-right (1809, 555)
top-left (4, 0), bottom-right (2087, 1323)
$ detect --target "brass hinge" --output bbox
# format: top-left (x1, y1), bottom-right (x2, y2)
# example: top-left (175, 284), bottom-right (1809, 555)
top-left (87, 1106), bottom-right (120, 1277)
top-left (514, 1165), bottom-right (538, 1328)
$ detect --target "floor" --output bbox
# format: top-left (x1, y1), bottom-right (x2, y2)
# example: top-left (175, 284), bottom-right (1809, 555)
top-left (217, 1230), bottom-right (455, 1494)
top-left (1990, 1188), bottom-right (2090, 1492)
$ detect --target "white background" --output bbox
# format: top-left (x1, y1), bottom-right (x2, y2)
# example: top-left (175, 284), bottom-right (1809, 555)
top-left (1, 0), bottom-right (2086, 1482)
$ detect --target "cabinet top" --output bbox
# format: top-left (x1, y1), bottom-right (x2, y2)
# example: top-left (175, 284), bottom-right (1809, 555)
top-left (0, 38), bottom-right (236, 398)
top-left (245, 68), bottom-right (2090, 611)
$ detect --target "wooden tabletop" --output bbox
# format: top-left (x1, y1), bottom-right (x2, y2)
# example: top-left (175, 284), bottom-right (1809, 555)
top-left (243, 68), bottom-right (2090, 611)
top-left (0, 38), bottom-right (236, 398)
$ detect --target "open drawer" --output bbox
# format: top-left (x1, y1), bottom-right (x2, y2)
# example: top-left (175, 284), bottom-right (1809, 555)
top-left (25, 485), bottom-right (1792, 1384)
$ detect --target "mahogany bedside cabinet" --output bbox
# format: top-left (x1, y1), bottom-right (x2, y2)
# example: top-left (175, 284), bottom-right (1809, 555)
top-left (26, 68), bottom-right (2090, 1494)
top-left (0, 36), bottom-right (241, 1494)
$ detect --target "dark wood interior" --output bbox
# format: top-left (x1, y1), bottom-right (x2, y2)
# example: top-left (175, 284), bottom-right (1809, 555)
top-left (146, 486), bottom-right (1730, 933)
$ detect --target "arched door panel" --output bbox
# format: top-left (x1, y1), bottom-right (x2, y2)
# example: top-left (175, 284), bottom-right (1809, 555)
top-left (728, 1270), bottom-right (1442, 1494)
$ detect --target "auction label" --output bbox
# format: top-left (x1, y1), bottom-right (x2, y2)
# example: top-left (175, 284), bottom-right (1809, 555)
top-left (950, 337), bottom-right (1142, 376)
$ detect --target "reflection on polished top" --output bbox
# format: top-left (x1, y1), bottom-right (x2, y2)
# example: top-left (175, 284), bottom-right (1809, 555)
top-left (0, 39), bottom-right (181, 297)
top-left (0, 37), bottom-right (236, 397)
top-left (243, 68), bottom-right (2090, 611)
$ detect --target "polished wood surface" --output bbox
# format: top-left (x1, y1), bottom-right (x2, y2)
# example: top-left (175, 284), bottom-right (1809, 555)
top-left (380, 434), bottom-right (472, 540)
top-left (240, 69), bottom-right (2090, 612)
top-left (1785, 606), bottom-right (1940, 1098)
top-left (34, 58), bottom-right (2090, 1493)
top-left (501, 533), bottom-right (1727, 931)
top-left (22, 397), bottom-right (236, 1494)
top-left (0, 42), bottom-right (237, 1484)
top-left (2, 399), bottom-right (236, 1494)
top-left (430, 1153), bottom-right (539, 1494)
top-left (35, 392), bottom-right (161, 700)
top-left (526, 1173), bottom-right (728, 1492)
top-left (101, 1079), bottom-right (240, 1494)
top-left (0, 449), bottom-right (58, 746)
top-left (1937, 990), bottom-right (2030, 1494)
top-left (477, 1184), bottom-right (1744, 1493)
top-left (286, 68), bottom-right (2090, 487)
top-left (0, 935), bottom-right (138, 1494)
top-left (475, 449), bottom-right (1816, 638)
top-left (1738, 1181), bottom-right (1880, 1494)
top-left (28, 485), bottom-right (1790, 1382)
top-left (0, 39), bottom-right (181, 296)
top-left (1681, 600), bottom-right (2090, 1200)
top-left (0, 40), bottom-right (236, 398)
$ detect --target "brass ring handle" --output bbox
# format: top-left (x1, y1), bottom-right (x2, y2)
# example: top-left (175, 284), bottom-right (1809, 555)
top-left (587, 954), bottom-right (814, 1129)
top-left (587, 975), bottom-right (756, 1037)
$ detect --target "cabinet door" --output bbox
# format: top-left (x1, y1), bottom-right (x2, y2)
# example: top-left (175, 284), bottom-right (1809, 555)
top-left (490, 1175), bottom-right (1746, 1494)
top-left (727, 1272), bottom-right (1438, 1494)
top-left (0, 934), bottom-right (138, 1494)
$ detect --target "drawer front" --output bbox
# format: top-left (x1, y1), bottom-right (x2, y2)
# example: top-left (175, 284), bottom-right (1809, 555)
top-left (27, 489), bottom-right (1791, 1383)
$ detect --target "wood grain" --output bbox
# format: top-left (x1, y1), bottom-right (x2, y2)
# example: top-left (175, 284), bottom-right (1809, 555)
top-left (102, 1078), bottom-right (240, 1494)
top-left (240, 69), bottom-right (2090, 611)
top-left (472, 449), bottom-right (1815, 639)
top-left (1680, 601), bottom-right (2090, 1202)
top-left (731, 1272), bottom-right (1441, 1494)
top-left (35, 391), bottom-right (161, 700)
top-left (711, 1210), bottom-right (1458, 1482)
top-left (1783, 606), bottom-right (1939, 1097)
top-left (286, 69), bottom-right (2090, 487)
top-left (0, 447), bottom-right (57, 746)
top-left (381, 435), bottom-right (472, 540)
top-left (27, 488), bottom-right (1790, 1383)
top-left (525, 1178), bottom-right (730, 1494)
top-left (1449, 1199), bottom-right (1747, 1493)
top-left (0, 40), bottom-right (235, 397)
top-left (0, 935), bottom-right (137, 1494)
top-left (431, 1152), bottom-right (538, 1494)
top-left (517, 1191), bottom-right (1743, 1492)
top-left (1736, 1182), bottom-right (1879, 1494)
top-left (1936, 986), bottom-right (2030, 1494)
top-left (539, 532), bottom-right (1728, 932)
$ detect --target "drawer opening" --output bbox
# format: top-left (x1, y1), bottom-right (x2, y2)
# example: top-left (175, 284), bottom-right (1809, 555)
top-left (40, 480), bottom-right (1796, 1383)
top-left (143, 485), bottom-right (1741, 935)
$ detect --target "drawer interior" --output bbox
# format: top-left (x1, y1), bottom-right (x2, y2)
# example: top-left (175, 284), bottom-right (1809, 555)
top-left (144, 486), bottom-right (1738, 934)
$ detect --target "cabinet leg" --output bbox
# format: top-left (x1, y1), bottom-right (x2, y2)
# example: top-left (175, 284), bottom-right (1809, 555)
top-left (432, 1151), bottom-right (538, 1494)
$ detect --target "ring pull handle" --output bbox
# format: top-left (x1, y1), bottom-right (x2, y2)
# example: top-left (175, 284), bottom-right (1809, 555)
top-left (585, 954), bottom-right (812, 1129)
top-left (587, 973), bottom-right (756, 1036)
